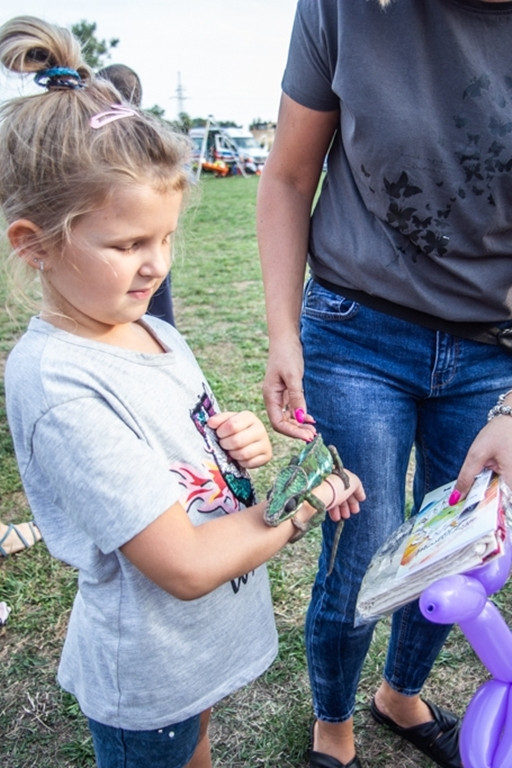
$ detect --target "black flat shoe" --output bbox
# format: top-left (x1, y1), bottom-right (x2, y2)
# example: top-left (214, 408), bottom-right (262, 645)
top-left (309, 751), bottom-right (362, 768)
top-left (370, 697), bottom-right (462, 768)
top-left (308, 721), bottom-right (362, 768)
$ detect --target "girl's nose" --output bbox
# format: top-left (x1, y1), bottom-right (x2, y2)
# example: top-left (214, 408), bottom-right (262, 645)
top-left (140, 247), bottom-right (170, 278)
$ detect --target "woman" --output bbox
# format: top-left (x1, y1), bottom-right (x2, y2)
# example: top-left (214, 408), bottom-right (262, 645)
top-left (257, 1), bottom-right (512, 766)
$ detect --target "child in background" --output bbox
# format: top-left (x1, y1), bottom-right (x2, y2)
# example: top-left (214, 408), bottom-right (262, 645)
top-left (97, 62), bottom-right (176, 326)
top-left (0, 16), bottom-right (364, 768)
top-left (97, 63), bottom-right (142, 106)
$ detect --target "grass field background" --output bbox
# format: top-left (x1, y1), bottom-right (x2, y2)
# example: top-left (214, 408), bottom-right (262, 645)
top-left (0, 174), bottom-right (509, 767)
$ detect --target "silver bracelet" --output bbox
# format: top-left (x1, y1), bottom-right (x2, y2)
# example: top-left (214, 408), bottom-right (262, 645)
top-left (487, 389), bottom-right (512, 422)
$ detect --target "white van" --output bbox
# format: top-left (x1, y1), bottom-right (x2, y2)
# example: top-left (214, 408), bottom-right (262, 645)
top-left (189, 126), bottom-right (268, 174)
top-left (218, 128), bottom-right (269, 169)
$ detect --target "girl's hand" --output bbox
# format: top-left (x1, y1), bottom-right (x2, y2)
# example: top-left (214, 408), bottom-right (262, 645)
top-left (208, 411), bottom-right (272, 468)
top-left (292, 469), bottom-right (365, 534)
top-left (324, 469), bottom-right (366, 522)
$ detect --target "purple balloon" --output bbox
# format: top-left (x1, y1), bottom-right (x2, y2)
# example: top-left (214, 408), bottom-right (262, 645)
top-left (420, 575), bottom-right (487, 624)
top-left (420, 534), bottom-right (512, 768)
top-left (493, 686), bottom-right (512, 768)
top-left (460, 601), bottom-right (512, 683)
top-left (460, 679), bottom-right (508, 768)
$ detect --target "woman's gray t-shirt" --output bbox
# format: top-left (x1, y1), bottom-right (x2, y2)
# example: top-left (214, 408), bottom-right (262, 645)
top-left (283, 0), bottom-right (512, 323)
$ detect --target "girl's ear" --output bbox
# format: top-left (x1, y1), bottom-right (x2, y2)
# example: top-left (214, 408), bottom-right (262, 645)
top-left (7, 219), bottom-right (50, 272)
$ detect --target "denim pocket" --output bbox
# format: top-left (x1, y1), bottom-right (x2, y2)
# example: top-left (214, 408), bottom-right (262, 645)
top-left (302, 279), bottom-right (359, 321)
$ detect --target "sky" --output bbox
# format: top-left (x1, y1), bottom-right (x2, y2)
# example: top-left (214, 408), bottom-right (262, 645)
top-left (0, 0), bottom-right (299, 128)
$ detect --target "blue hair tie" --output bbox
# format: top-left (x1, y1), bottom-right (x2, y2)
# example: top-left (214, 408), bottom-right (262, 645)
top-left (34, 67), bottom-right (83, 90)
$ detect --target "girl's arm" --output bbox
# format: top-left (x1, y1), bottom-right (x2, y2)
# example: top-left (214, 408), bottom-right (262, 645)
top-left (257, 94), bottom-right (339, 440)
top-left (120, 468), bottom-right (364, 601)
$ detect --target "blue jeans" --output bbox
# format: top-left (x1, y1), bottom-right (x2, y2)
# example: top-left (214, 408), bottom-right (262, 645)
top-left (301, 279), bottom-right (512, 723)
top-left (88, 714), bottom-right (200, 768)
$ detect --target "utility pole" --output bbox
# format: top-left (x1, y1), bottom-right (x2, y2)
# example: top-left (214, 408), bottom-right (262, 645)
top-left (175, 71), bottom-right (187, 116)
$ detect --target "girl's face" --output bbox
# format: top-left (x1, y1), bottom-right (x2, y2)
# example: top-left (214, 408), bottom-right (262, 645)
top-left (42, 183), bottom-right (182, 340)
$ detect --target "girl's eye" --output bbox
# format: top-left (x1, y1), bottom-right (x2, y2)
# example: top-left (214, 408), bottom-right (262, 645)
top-left (115, 242), bottom-right (138, 252)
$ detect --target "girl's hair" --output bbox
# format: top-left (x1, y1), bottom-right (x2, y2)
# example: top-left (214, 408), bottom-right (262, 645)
top-left (0, 16), bottom-right (192, 249)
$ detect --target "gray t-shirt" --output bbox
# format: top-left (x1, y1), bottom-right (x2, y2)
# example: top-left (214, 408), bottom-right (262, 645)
top-left (5, 316), bottom-right (278, 729)
top-left (283, 0), bottom-right (512, 323)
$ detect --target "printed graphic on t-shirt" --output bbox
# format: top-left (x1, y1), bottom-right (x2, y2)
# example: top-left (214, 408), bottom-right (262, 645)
top-left (170, 385), bottom-right (255, 516)
top-left (361, 73), bottom-right (512, 260)
top-left (169, 385), bottom-right (257, 594)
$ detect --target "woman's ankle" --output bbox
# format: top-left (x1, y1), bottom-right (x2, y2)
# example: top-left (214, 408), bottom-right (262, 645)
top-left (313, 717), bottom-right (356, 764)
top-left (374, 682), bottom-right (431, 728)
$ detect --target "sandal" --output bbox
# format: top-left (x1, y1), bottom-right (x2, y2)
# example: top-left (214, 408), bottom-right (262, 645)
top-left (370, 697), bottom-right (462, 768)
top-left (308, 722), bottom-right (362, 768)
top-left (0, 521), bottom-right (41, 556)
top-left (309, 752), bottom-right (362, 768)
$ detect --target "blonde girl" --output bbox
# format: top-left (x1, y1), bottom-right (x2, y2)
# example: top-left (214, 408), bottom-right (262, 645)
top-left (0, 16), bottom-right (364, 768)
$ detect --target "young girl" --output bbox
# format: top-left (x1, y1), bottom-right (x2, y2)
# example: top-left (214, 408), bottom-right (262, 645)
top-left (0, 16), bottom-right (364, 768)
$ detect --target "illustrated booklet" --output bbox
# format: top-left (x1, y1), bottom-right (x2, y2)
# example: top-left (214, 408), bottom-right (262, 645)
top-left (355, 469), bottom-right (508, 624)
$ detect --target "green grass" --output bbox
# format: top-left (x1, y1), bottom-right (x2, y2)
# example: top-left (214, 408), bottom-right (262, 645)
top-left (1, 174), bottom-right (510, 767)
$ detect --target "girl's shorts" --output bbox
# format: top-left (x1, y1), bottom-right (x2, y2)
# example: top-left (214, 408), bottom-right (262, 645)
top-left (87, 713), bottom-right (200, 768)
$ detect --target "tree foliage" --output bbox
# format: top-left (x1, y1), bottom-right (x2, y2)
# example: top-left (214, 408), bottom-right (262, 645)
top-left (250, 119), bottom-right (275, 130)
top-left (71, 20), bottom-right (119, 69)
top-left (146, 105), bottom-right (166, 120)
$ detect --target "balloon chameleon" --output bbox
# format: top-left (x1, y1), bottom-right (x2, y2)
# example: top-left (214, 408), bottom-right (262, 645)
top-left (420, 532), bottom-right (512, 768)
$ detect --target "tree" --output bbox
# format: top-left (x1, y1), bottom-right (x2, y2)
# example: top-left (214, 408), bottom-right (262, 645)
top-left (146, 105), bottom-right (166, 120)
top-left (176, 112), bottom-right (192, 133)
top-left (71, 20), bottom-right (119, 69)
top-left (250, 119), bottom-right (276, 131)
top-left (218, 120), bottom-right (239, 128)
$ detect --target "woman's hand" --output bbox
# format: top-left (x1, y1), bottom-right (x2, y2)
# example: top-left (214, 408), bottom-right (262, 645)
top-left (452, 415), bottom-right (512, 501)
top-left (208, 410), bottom-right (272, 468)
top-left (263, 335), bottom-right (317, 441)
